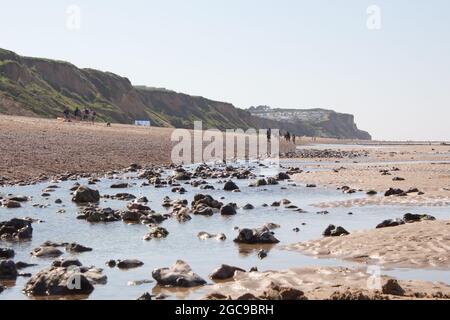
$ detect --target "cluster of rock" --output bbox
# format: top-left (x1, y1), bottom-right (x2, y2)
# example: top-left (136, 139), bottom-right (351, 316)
top-left (233, 226), bottom-right (280, 244)
top-left (152, 260), bottom-right (206, 288)
top-left (282, 149), bottom-right (369, 159)
top-left (376, 213), bottom-right (436, 229)
top-left (0, 218), bottom-right (33, 240)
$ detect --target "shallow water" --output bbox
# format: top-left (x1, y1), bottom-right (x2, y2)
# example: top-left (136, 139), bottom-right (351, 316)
top-left (1, 162), bottom-right (449, 300)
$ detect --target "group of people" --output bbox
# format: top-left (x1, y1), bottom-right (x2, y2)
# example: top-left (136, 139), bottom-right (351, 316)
top-left (265, 128), bottom-right (297, 144)
top-left (63, 107), bottom-right (96, 123)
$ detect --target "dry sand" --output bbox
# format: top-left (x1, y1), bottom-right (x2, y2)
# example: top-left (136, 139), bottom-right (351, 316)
top-left (287, 220), bottom-right (450, 269)
top-left (201, 266), bottom-right (450, 300)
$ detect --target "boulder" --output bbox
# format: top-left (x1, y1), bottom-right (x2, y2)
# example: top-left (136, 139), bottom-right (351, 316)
top-left (384, 188), bottom-right (405, 197)
top-left (52, 258), bottom-right (83, 268)
top-left (0, 260), bottom-right (18, 280)
top-left (323, 225), bottom-right (350, 237)
top-left (220, 203), bottom-right (237, 216)
top-left (72, 186), bottom-right (100, 203)
top-left (382, 279), bottom-right (405, 296)
top-left (152, 260), bottom-right (206, 288)
top-left (209, 264), bottom-right (245, 280)
top-left (256, 179), bottom-right (267, 187)
top-left (267, 177), bottom-right (279, 185)
top-left (31, 246), bottom-right (64, 258)
top-left (243, 204), bottom-right (255, 210)
top-left (23, 266), bottom-right (95, 296)
top-left (223, 180), bottom-right (239, 191)
top-left (65, 243), bottom-right (93, 253)
top-left (8, 195), bottom-right (29, 202)
top-left (0, 218), bottom-right (33, 240)
top-left (117, 259), bottom-right (144, 269)
top-left (15, 261), bottom-right (37, 270)
top-left (110, 183), bottom-right (129, 189)
top-left (0, 248), bottom-right (15, 259)
top-left (233, 227), bottom-right (280, 244)
top-left (143, 227), bottom-right (169, 241)
top-left (276, 172), bottom-right (290, 180)
top-left (376, 219), bottom-right (405, 229)
top-left (137, 292), bottom-right (152, 300)
top-left (306, 184), bottom-right (317, 188)
top-left (260, 282), bottom-right (307, 300)
top-left (2, 199), bottom-right (21, 208)
top-left (403, 213), bottom-right (436, 223)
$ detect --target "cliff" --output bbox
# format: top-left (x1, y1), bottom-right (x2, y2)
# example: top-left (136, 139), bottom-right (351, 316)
top-left (0, 48), bottom-right (371, 139)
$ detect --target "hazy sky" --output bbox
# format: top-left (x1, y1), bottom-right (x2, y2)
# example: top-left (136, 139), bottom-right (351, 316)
top-left (1, 0), bottom-right (449, 140)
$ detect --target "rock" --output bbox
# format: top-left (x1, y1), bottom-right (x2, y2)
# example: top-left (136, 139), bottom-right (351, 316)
top-left (8, 195), bottom-right (29, 202)
top-left (223, 180), bottom-right (239, 191)
top-left (382, 279), bottom-right (405, 296)
top-left (293, 227), bottom-right (300, 232)
top-left (65, 243), bottom-right (93, 253)
top-left (392, 177), bottom-right (405, 181)
top-left (31, 246), bottom-right (64, 258)
top-left (23, 266), bottom-right (95, 296)
top-left (0, 248), bottom-right (15, 259)
top-left (143, 227), bottom-right (169, 240)
top-left (15, 261), bottom-right (37, 270)
top-left (106, 260), bottom-right (116, 268)
top-left (77, 206), bottom-right (121, 223)
top-left (323, 225), bottom-right (350, 237)
top-left (204, 293), bottom-right (229, 300)
top-left (209, 264), bottom-right (245, 280)
top-left (260, 282), bottom-right (307, 300)
top-left (72, 186), bottom-right (100, 203)
top-left (174, 172), bottom-right (191, 181)
top-left (403, 213), bottom-right (436, 223)
top-left (192, 194), bottom-right (223, 209)
top-left (111, 183), bottom-right (129, 189)
top-left (136, 196), bottom-right (149, 203)
top-left (267, 177), bottom-right (279, 185)
top-left (121, 210), bottom-right (142, 223)
top-left (0, 218), bottom-right (33, 240)
top-left (256, 179), bottom-right (267, 187)
top-left (2, 199), bottom-right (21, 208)
top-left (0, 285), bottom-right (4, 294)
top-left (271, 201), bottom-right (281, 207)
top-left (234, 227), bottom-right (280, 244)
top-left (220, 203), bottom-right (237, 216)
top-left (54, 199), bottom-right (62, 204)
top-left (262, 223), bottom-right (280, 230)
top-left (137, 292), bottom-right (152, 300)
top-left (117, 259), bottom-right (144, 269)
top-left (406, 187), bottom-right (420, 194)
top-left (237, 293), bottom-right (260, 300)
top-left (376, 219), bottom-right (405, 229)
top-left (52, 258), bottom-right (83, 268)
top-left (243, 203), bottom-right (255, 210)
top-left (258, 249), bottom-right (268, 260)
top-left (152, 260), bottom-right (206, 288)
top-left (366, 190), bottom-right (378, 196)
top-left (0, 260), bottom-right (18, 280)
top-left (128, 279), bottom-right (153, 286)
top-left (306, 184), bottom-right (317, 188)
top-left (276, 172), bottom-right (290, 180)
top-left (384, 188), bottom-right (406, 197)
top-left (111, 193), bottom-right (136, 201)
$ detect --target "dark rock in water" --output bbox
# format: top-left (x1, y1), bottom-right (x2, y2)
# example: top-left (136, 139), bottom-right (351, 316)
top-left (111, 193), bottom-right (136, 201)
top-left (136, 196), bottom-right (149, 203)
top-left (243, 204), bottom-right (255, 210)
top-left (271, 201), bottom-right (281, 207)
top-left (120, 210), bottom-right (142, 223)
top-left (31, 246), bottom-right (64, 258)
top-left (0, 248), bottom-right (15, 259)
top-left (293, 227), bottom-right (300, 232)
top-left (52, 258), bottom-right (83, 268)
top-left (366, 190), bottom-right (378, 196)
top-left (23, 266), bottom-right (96, 296)
top-left (234, 227), bottom-right (280, 244)
top-left (143, 227), bottom-right (169, 241)
top-left (8, 195), bottom-right (29, 202)
top-left (406, 187), bottom-right (420, 194)
top-left (72, 186), bottom-right (100, 203)
top-left (152, 260), bottom-right (206, 288)
top-left (382, 279), bottom-right (405, 296)
top-left (137, 292), bottom-right (152, 300)
top-left (220, 203), bottom-right (237, 216)
top-left (306, 184), bottom-right (317, 188)
top-left (403, 213), bottom-right (436, 223)
top-left (1, 199), bottom-right (21, 208)
top-left (392, 177), bottom-right (405, 181)
top-left (223, 180), bottom-right (239, 191)
top-left (376, 218), bottom-right (405, 229)
top-left (323, 225), bottom-right (350, 237)
top-left (110, 183), bottom-right (129, 189)
top-left (106, 260), bottom-right (116, 268)
top-left (117, 259), bottom-right (144, 269)
top-left (262, 223), bottom-right (280, 230)
top-left (209, 264), bottom-right (245, 280)
top-left (66, 243), bottom-right (93, 253)
top-left (54, 199), bottom-right (62, 204)
top-left (256, 179), bottom-right (267, 187)
top-left (77, 206), bottom-right (121, 223)
top-left (267, 177), bottom-right (279, 185)
top-left (0, 284), bottom-right (4, 294)
top-left (258, 249), bottom-right (268, 260)
top-left (204, 293), bottom-right (229, 300)
top-left (174, 172), bottom-right (192, 181)
top-left (276, 172), bottom-right (290, 180)
top-left (0, 218), bottom-right (33, 240)
top-left (192, 194), bottom-right (223, 209)
top-left (384, 188), bottom-right (406, 197)
top-left (261, 282), bottom-right (307, 300)
top-left (0, 260), bottom-right (18, 280)
top-left (15, 261), bottom-right (37, 270)
top-left (192, 205), bottom-right (214, 216)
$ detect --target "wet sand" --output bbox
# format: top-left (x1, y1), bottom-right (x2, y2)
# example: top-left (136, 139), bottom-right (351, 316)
top-left (287, 220), bottom-right (450, 269)
top-left (202, 266), bottom-right (450, 300)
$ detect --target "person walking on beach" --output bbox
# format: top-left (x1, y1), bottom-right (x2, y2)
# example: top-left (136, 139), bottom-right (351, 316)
top-left (91, 110), bottom-right (96, 124)
top-left (63, 107), bottom-right (70, 121)
top-left (267, 128), bottom-right (272, 143)
top-left (83, 108), bottom-right (90, 121)
top-left (292, 134), bottom-right (296, 144)
top-left (74, 107), bottom-right (81, 121)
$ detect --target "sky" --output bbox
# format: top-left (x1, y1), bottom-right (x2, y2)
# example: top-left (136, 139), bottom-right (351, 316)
top-left (0, 0), bottom-right (449, 140)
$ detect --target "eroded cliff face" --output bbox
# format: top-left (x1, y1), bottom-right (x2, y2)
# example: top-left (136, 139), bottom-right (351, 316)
top-left (0, 48), bottom-right (371, 139)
